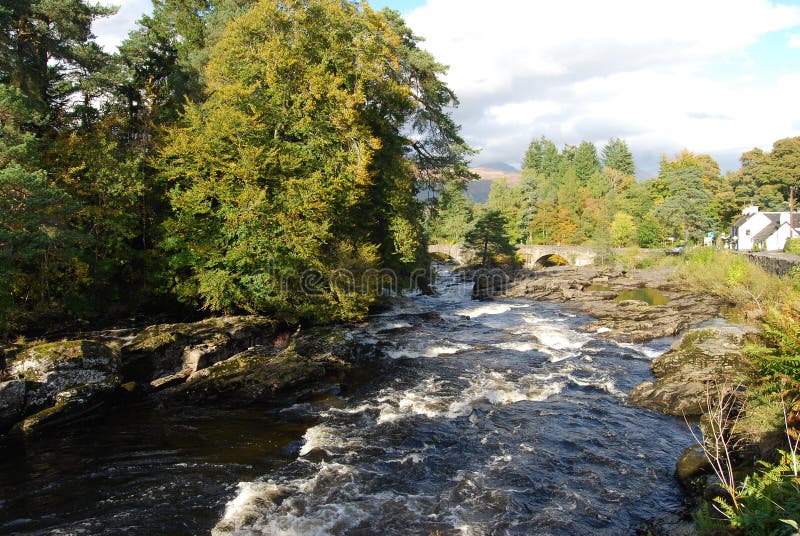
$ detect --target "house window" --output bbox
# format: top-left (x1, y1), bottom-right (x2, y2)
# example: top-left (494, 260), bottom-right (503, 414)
top-left (745, 229), bottom-right (750, 236)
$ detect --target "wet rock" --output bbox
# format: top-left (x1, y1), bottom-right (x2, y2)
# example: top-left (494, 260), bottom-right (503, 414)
top-left (169, 326), bottom-right (375, 406)
top-left (120, 315), bottom-right (280, 388)
top-left (628, 326), bottom-right (757, 416)
top-left (501, 266), bottom-right (724, 342)
top-left (11, 380), bottom-right (118, 436)
top-left (636, 511), bottom-right (697, 536)
top-left (676, 445), bottom-right (711, 485)
top-left (7, 340), bottom-right (120, 414)
top-left (0, 380), bottom-right (26, 431)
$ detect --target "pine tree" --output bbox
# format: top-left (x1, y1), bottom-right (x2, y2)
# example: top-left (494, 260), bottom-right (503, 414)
top-left (602, 137), bottom-right (635, 176)
top-left (573, 141), bottom-right (601, 185)
top-left (464, 210), bottom-right (515, 265)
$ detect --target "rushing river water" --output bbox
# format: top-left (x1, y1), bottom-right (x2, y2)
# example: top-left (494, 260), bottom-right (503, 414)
top-left (0, 266), bottom-right (694, 535)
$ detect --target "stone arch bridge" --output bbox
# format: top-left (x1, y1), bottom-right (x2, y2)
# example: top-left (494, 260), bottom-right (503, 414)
top-left (428, 244), bottom-right (597, 268)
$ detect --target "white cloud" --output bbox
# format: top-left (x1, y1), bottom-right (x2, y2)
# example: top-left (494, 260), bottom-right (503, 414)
top-left (406, 0), bottom-right (800, 175)
top-left (92, 0), bottom-right (152, 52)
top-left (789, 34), bottom-right (800, 48)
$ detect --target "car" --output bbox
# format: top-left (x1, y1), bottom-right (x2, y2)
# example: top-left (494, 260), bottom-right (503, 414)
top-left (666, 245), bottom-right (684, 255)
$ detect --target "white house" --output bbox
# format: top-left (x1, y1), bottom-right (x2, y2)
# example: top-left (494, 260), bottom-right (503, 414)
top-left (731, 206), bottom-right (800, 251)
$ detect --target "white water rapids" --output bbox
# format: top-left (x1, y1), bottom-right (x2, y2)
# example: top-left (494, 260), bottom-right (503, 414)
top-left (211, 266), bottom-right (693, 535)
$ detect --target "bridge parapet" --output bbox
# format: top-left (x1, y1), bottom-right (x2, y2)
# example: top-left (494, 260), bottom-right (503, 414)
top-left (427, 243), bottom-right (596, 267)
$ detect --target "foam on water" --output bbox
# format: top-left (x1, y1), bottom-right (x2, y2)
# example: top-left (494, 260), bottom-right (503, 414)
top-left (528, 324), bottom-right (591, 351)
top-left (387, 342), bottom-right (471, 359)
top-left (455, 303), bottom-right (528, 319)
top-left (492, 341), bottom-right (540, 352)
top-left (213, 464), bottom-right (365, 535)
top-left (615, 341), bottom-right (666, 360)
top-left (299, 424), bottom-right (361, 456)
top-left (376, 370), bottom-right (565, 424)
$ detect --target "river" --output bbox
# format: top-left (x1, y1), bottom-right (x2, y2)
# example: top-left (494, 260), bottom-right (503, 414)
top-left (0, 266), bottom-right (693, 535)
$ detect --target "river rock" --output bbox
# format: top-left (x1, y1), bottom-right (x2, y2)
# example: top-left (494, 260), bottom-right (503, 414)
top-left (2, 340), bottom-right (122, 435)
top-left (676, 445), bottom-right (711, 485)
top-left (0, 380), bottom-right (26, 432)
top-left (628, 326), bottom-right (757, 416)
top-left (168, 326), bottom-right (376, 405)
top-left (500, 266), bottom-right (724, 343)
top-left (120, 315), bottom-right (280, 389)
top-left (12, 380), bottom-right (119, 436)
top-left (7, 339), bottom-right (120, 414)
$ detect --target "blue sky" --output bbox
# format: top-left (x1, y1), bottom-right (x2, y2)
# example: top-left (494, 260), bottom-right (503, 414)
top-left (94, 0), bottom-right (800, 178)
top-left (368, 0), bottom-right (425, 13)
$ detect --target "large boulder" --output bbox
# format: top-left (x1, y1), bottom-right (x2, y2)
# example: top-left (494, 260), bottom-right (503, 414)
top-left (0, 380), bottom-right (26, 432)
top-left (170, 326), bottom-right (376, 405)
top-left (7, 340), bottom-right (120, 414)
top-left (628, 326), bottom-right (757, 416)
top-left (120, 316), bottom-right (280, 389)
top-left (3, 340), bottom-right (121, 435)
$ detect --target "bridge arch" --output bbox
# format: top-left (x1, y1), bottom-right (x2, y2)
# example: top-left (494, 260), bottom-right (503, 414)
top-left (533, 253), bottom-right (570, 268)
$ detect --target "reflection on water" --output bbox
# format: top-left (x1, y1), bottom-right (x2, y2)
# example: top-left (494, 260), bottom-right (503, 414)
top-left (615, 288), bottom-right (670, 306)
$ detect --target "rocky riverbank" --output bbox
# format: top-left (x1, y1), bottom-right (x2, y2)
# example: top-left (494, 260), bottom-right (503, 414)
top-left (0, 316), bottom-right (381, 438)
top-left (472, 264), bottom-right (726, 341)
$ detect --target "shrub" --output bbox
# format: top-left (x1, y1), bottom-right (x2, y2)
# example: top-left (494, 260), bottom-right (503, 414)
top-left (677, 249), bottom-right (783, 315)
top-left (697, 455), bottom-right (800, 535)
top-left (785, 238), bottom-right (800, 255)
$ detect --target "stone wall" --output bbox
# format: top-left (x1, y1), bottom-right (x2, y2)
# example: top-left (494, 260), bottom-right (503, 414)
top-left (745, 251), bottom-right (800, 276)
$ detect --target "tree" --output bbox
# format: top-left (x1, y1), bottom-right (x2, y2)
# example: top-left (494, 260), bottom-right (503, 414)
top-left (0, 85), bottom-right (81, 332)
top-left (573, 141), bottom-right (601, 185)
top-left (637, 215), bottom-right (665, 248)
top-left (602, 137), bottom-right (635, 175)
top-left (429, 181), bottom-right (473, 244)
top-left (522, 135), bottom-right (562, 200)
top-left (517, 168), bottom-right (539, 244)
top-left (610, 212), bottom-right (637, 247)
top-left (653, 165), bottom-right (714, 244)
top-left (528, 199), bottom-right (559, 244)
top-left (0, 0), bottom-right (115, 119)
top-left (487, 178), bottom-right (524, 244)
top-left (464, 210), bottom-right (515, 265)
top-left (160, 0), bottom-right (471, 322)
top-left (731, 137), bottom-right (800, 211)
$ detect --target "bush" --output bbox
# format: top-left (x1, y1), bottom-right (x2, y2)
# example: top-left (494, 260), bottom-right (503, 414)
top-left (697, 454), bottom-right (800, 535)
top-left (786, 238), bottom-right (800, 255)
top-left (677, 249), bottom-right (784, 315)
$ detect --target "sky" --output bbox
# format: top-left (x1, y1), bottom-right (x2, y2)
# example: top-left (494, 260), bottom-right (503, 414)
top-left (93, 0), bottom-right (800, 178)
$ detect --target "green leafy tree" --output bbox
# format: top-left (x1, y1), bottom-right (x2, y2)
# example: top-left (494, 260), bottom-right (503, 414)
top-left (610, 212), bottom-right (637, 247)
top-left (429, 182), bottom-right (473, 244)
top-left (522, 135), bottom-right (562, 200)
top-left (160, 0), bottom-right (471, 322)
top-left (0, 85), bottom-right (82, 332)
top-left (731, 137), bottom-right (800, 211)
top-left (0, 0), bottom-right (115, 119)
top-left (464, 210), bottom-right (515, 265)
top-left (602, 137), bottom-right (635, 175)
top-left (636, 214), bottom-right (665, 248)
top-left (653, 165), bottom-right (714, 244)
top-left (487, 178), bottom-right (524, 244)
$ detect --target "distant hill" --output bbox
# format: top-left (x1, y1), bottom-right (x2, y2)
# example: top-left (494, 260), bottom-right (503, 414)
top-left (466, 164), bottom-right (522, 203)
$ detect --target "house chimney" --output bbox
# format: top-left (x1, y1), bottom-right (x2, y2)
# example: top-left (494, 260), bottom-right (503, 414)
top-left (742, 205), bottom-right (759, 216)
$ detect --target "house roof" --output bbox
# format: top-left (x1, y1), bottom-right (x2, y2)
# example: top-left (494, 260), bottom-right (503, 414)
top-left (732, 214), bottom-right (750, 227)
top-left (752, 224), bottom-right (778, 243)
top-left (732, 211), bottom-right (800, 231)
